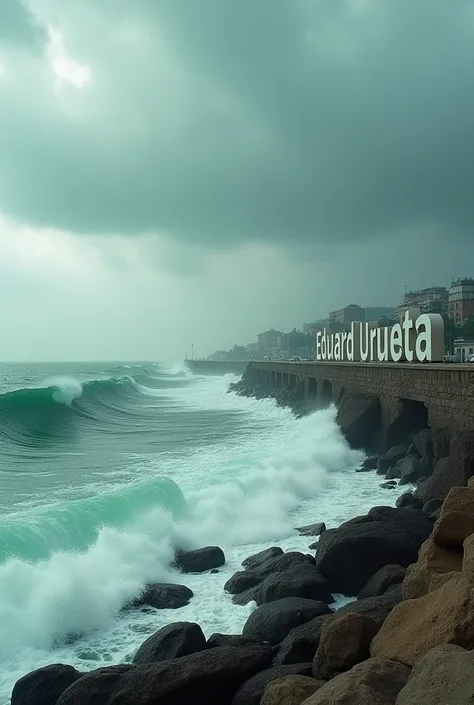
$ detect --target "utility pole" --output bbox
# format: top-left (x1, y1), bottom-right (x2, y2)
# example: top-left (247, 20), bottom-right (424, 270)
top-left (191, 344), bottom-right (194, 360)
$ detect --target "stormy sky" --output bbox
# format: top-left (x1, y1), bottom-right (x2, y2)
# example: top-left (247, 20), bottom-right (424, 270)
top-left (0, 0), bottom-right (473, 360)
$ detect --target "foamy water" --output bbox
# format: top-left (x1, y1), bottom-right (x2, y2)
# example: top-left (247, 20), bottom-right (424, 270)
top-left (0, 365), bottom-right (398, 702)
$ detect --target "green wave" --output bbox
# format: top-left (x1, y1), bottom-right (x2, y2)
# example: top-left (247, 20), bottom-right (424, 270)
top-left (0, 477), bottom-right (186, 563)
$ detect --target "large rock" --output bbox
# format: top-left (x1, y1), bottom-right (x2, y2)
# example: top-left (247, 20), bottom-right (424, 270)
top-left (207, 633), bottom-right (266, 649)
top-left (315, 507), bottom-right (432, 594)
top-left (242, 547), bottom-right (283, 570)
top-left (395, 493), bottom-right (423, 509)
top-left (260, 675), bottom-right (325, 705)
top-left (358, 565), bottom-right (406, 599)
top-left (231, 663), bottom-right (312, 705)
top-left (377, 444), bottom-right (410, 475)
top-left (242, 598), bottom-right (332, 646)
top-left (396, 644), bottom-right (474, 705)
top-left (336, 392), bottom-right (381, 450)
top-left (225, 552), bottom-right (312, 596)
top-left (337, 586), bottom-right (403, 626)
top-left (432, 486), bottom-right (474, 547)
top-left (462, 533), bottom-right (474, 582)
top-left (413, 428), bottom-right (433, 460)
top-left (300, 658), bottom-right (410, 705)
top-left (296, 523), bottom-right (326, 537)
top-left (56, 644), bottom-right (272, 705)
top-left (132, 583), bottom-right (193, 609)
top-left (174, 546), bottom-right (225, 573)
top-left (402, 536), bottom-right (463, 600)
top-left (12, 664), bottom-right (83, 705)
top-left (132, 622), bottom-right (206, 665)
top-left (415, 431), bottom-right (474, 503)
top-left (371, 574), bottom-right (474, 666)
top-left (257, 564), bottom-right (333, 606)
top-left (313, 613), bottom-right (379, 681)
top-left (274, 615), bottom-right (333, 666)
top-left (398, 456), bottom-right (424, 485)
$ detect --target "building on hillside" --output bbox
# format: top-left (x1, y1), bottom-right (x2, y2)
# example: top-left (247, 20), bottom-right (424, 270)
top-left (257, 329), bottom-right (282, 352)
top-left (396, 287), bottom-right (448, 321)
top-left (365, 307), bottom-right (396, 322)
top-left (329, 305), bottom-right (365, 331)
top-left (453, 337), bottom-right (474, 362)
top-left (303, 319), bottom-right (329, 335)
top-left (448, 278), bottom-right (474, 325)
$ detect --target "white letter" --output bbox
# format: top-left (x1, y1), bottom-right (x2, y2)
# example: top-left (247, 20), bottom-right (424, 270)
top-left (347, 325), bottom-right (354, 361)
top-left (377, 326), bottom-right (389, 361)
top-left (334, 334), bottom-right (341, 361)
top-left (390, 324), bottom-right (403, 362)
top-left (327, 333), bottom-right (334, 360)
top-left (321, 329), bottom-right (327, 360)
top-left (402, 310), bottom-right (414, 362)
top-left (316, 331), bottom-right (322, 361)
top-left (341, 332), bottom-right (348, 361)
top-left (415, 314), bottom-right (431, 361)
top-left (360, 323), bottom-right (369, 361)
top-left (370, 328), bottom-right (377, 361)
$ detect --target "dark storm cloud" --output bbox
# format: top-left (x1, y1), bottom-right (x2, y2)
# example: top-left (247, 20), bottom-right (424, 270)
top-left (1, 0), bottom-right (474, 247)
top-left (0, 0), bottom-right (45, 48)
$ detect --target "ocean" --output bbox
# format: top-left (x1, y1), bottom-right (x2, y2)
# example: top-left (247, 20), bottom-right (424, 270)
top-left (0, 362), bottom-right (397, 702)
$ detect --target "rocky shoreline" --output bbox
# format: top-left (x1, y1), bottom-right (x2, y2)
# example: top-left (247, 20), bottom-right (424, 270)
top-left (11, 377), bottom-right (474, 704)
top-left (12, 478), bottom-right (474, 704)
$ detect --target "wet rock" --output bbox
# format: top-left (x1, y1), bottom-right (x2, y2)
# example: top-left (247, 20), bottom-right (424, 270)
top-left (56, 644), bottom-right (273, 705)
top-left (174, 546), bottom-right (226, 573)
top-left (432, 486), bottom-right (474, 547)
top-left (377, 444), bottom-right (410, 475)
top-left (380, 481), bottom-right (397, 489)
top-left (398, 456), bottom-right (424, 485)
top-left (371, 574), bottom-right (474, 666)
top-left (358, 564), bottom-right (406, 599)
top-left (396, 644), bottom-right (474, 705)
top-left (273, 615), bottom-right (332, 666)
top-left (396, 492), bottom-right (423, 509)
top-left (301, 658), bottom-right (410, 705)
top-left (131, 583), bottom-right (193, 609)
top-left (337, 586), bottom-right (403, 627)
top-left (207, 633), bottom-right (267, 649)
top-left (226, 552), bottom-right (313, 597)
top-left (132, 622), bottom-right (206, 665)
top-left (260, 675), bottom-right (326, 705)
top-left (242, 547), bottom-right (283, 570)
top-left (413, 428), bottom-right (434, 461)
top-left (224, 571), bottom-right (263, 594)
top-left (232, 587), bottom-right (259, 606)
top-left (313, 613), bottom-right (380, 681)
top-left (361, 455), bottom-right (379, 470)
top-left (12, 664), bottom-right (83, 705)
top-left (415, 431), bottom-right (474, 503)
top-left (231, 663), bottom-right (313, 705)
top-left (422, 498), bottom-right (442, 515)
top-left (295, 522), bottom-right (326, 537)
top-left (242, 597), bottom-right (332, 646)
top-left (336, 392), bottom-right (381, 450)
top-left (402, 536), bottom-right (463, 600)
top-left (257, 563), bottom-right (333, 606)
top-left (315, 507), bottom-right (432, 594)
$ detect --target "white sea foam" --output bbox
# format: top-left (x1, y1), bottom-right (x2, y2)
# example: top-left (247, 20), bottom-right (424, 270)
top-left (0, 371), bottom-right (398, 704)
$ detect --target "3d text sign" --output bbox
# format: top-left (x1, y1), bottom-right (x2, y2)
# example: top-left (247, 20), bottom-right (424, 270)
top-left (316, 311), bottom-right (445, 363)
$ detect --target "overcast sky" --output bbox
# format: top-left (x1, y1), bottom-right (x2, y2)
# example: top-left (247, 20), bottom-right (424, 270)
top-left (0, 0), bottom-right (473, 361)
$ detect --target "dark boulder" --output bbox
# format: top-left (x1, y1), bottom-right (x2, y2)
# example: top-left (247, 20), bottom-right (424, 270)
top-left (131, 583), bottom-right (193, 609)
top-left (398, 456), bottom-right (424, 485)
top-left (207, 633), bottom-right (267, 649)
top-left (336, 393), bottom-right (381, 450)
top-left (337, 585), bottom-right (403, 626)
top-left (243, 597), bottom-right (332, 646)
top-left (361, 455), bottom-right (379, 470)
top-left (56, 645), bottom-right (273, 705)
top-left (358, 565), bottom-right (406, 599)
top-left (396, 493), bottom-right (423, 509)
top-left (413, 428), bottom-right (434, 461)
top-left (226, 552), bottom-right (312, 596)
top-left (422, 498), bottom-right (443, 515)
top-left (232, 587), bottom-right (259, 606)
top-left (367, 506), bottom-right (398, 521)
top-left (257, 563), bottom-right (333, 606)
top-left (274, 615), bottom-right (332, 666)
top-left (380, 481), bottom-right (397, 489)
top-left (316, 507), bottom-right (432, 595)
top-left (296, 523), bottom-right (326, 537)
top-left (242, 547), bottom-right (283, 570)
top-left (12, 664), bottom-right (83, 705)
top-left (386, 462), bottom-right (402, 480)
top-left (313, 613), bottom-right (380, 681)
top-left (174, 546), bottom-right (225, 573)
top-left (230, 663), bottom-right (312, 705)
top-left (377, 444), bottom-right (410, 475)
top-left (132, 622), bottom-right (207, 665)
top-left (416, 431), bottom-right (474, 503)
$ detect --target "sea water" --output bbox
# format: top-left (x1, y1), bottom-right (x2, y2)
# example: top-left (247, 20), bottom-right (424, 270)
top-left (0, 362), bottom-right (398, 702)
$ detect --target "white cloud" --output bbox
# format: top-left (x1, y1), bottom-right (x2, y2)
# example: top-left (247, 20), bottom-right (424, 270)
top-left (47, 28), bottom-right (92, 90)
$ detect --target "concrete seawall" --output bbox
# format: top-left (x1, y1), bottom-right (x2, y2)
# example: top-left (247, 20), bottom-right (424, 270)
top-left (185, 360), bottom-right (250, 376)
